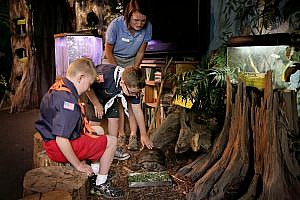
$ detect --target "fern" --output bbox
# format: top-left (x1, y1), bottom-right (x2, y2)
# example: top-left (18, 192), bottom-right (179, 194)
top-left (168, 52), bottom-right (226, 117)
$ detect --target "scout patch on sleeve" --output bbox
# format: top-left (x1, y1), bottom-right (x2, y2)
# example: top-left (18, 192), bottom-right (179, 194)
top-left (63, 101), bottom-right (74, 111)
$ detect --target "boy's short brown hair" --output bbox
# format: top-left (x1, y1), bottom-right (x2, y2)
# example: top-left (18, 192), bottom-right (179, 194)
top-left (67, 58), bottom-right (97, 80)
top-left (122, 66), bottom-right (145, 89)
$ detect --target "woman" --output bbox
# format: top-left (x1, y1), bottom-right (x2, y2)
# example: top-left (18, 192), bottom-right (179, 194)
top-left (105, 0), bottom-right (152, 68)
top-left (104, 0), bottom-right (152, 151)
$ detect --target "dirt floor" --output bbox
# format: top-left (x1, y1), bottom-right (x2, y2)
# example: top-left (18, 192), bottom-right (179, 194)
top-left (87, 148), bottom-right (194, 200)
top-left (0, 109), bottom-right (195, 200)
top-left (0, 109), bottom-right (39, 200)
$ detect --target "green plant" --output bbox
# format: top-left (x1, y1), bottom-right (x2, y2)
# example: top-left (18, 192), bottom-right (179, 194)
top-left (0, 74), bottom-right (8, 100)
top-left (224, 0), bottom-right (284, 35)
top-left (168, 52), bottom-right (226, 118)
top-left (104, 1), bottom-right (123, 26)
top-left (0, 74), bottom-right (7, 87)
top-left (208, 46), bottom-right (232, 85)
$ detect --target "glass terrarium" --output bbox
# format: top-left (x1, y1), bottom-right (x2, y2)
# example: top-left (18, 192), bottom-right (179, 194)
top-left (227, 33), bottom-right (300, 90)
top-left (54, 33), bottom-right (103, 77)
top-left (227, 33), bottom-right (300, 115)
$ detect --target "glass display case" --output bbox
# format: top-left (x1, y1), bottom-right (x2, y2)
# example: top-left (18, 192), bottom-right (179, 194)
top-left (227, 33), bottom-right (300, 90)
top-left (54, 33), bottom-right (103, 77)
top-left (227, 33), bottom-right (300, 115)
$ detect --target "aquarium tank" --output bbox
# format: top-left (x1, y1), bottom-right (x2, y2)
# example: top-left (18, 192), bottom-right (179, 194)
top-left (227, 33), bottom-right (299, 90)
top-left (227, 33), bottom-right (300, 115)
top-left (54, 33), bottom-right (103, 77)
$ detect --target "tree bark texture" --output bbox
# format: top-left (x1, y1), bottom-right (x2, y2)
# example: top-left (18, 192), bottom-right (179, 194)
top-left (23, 166), bottom-right (88, 200)
top-left (23, 191), bottom-right (72, 200)
top-left (33, 132), bottom-right (71, 168)
top-left (139, 103), bottom-right (218, 170)
top-left (177, 71), bottom-right (300, 199)
top-left (34, 150), bottom-right (71, 169)
top-left (8, 0), bottom-right (38, 112)
top-left (33, 132), bottom-right (44, 168)
top-left (150, 109), bottom-right (181, 152)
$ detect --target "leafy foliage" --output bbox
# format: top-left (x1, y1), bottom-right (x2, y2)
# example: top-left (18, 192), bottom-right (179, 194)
top-left (104, 0), bottom-right (123, 26)
top-left (224, 0), bottom-right (284, 35)
top-left (168, 51), bottom-right (227, 118)
top-left (220, 12), bottom-right (233, 45)
top-left (0, 74), bottom-right (8, 99)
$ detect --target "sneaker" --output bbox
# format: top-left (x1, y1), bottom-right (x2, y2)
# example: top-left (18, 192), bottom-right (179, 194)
top-left (89, 171), bottom-right (116, 186)
top-left (114, 147), bottom-right (130, 160)
top-left (127, 135), bottom-right (138, 151)
top-left (90, 181), bottom-right (124, 198)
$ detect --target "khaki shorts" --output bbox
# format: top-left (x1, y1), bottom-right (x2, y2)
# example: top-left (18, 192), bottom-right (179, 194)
top-left (114, 56), bottom-right (135, 67)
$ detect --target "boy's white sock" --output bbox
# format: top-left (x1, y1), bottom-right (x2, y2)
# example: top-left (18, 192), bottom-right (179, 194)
top-left (96, 174), bottom-right (108, 185)
top-left (91, 163), bottom-right (100, 174)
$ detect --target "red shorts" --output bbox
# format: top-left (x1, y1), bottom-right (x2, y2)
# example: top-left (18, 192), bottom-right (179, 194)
top-left (43, 134), bottom-right (108, 163)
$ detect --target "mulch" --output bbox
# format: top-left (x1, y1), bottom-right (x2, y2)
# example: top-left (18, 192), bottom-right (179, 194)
top-left (0, 109), bottom-right (195, 200)
top-left (88, 147), bottom-right (195, 200)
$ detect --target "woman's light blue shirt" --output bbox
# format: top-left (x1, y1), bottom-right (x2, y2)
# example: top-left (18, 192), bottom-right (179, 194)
top-left (105, 16), bottom-right (152, 58)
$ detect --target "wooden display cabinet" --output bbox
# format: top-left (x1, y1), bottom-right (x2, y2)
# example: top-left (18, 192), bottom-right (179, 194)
top-left (141, 58), bottom-right (198, 129)
top-left (141, 59), bottom-right (167, 129)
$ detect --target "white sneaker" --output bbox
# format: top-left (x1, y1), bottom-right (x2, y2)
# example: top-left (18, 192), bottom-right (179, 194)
top-left (114, 147), bottom-right (130, 160)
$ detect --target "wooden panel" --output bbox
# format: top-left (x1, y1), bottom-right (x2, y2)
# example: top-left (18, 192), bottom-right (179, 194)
top-left (144, 85), bottom-right (154, 103)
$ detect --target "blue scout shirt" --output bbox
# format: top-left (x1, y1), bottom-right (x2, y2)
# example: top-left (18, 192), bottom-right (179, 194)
top-left (105, 16), bottom-right (152, 58)
top-left (92, 64), bottom-right (140, 105)
top-left (35, 78), bottom-right (82, 141)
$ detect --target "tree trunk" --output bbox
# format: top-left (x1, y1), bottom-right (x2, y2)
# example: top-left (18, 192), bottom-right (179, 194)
top-left (23, 191), bottom-right (72, 200)
top-left (150, 108), bottom-right (181, 151)
top-left (176, 76), bottom-right (232, 182)
top-left (23, 166), bottom-right (88, 200)
top-left (8, 0), bottom-right (38, 112)
top-left (177, 71), bottom-right (300, 199)
top-left (32, 132), bottom-right (72, 168)
top-left (33, 132), bottom-right (44, 168)
top-left (35, 150), bottom-right (71, 169)
top-left (139, 104), bottom-right (218, 170)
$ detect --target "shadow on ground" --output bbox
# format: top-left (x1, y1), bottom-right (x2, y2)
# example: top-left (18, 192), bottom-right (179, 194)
top-left (0, 109), bottom-right (39, 200)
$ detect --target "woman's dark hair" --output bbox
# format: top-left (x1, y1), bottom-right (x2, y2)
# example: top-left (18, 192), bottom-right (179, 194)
top-left (124, 0), bottom-right (150, 25)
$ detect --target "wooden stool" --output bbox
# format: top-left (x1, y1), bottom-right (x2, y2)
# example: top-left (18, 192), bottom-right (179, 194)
top-left (23, 166), bottom-right (88, 200)
top-left (33, 132), bottom-right (44, 168)
top-left (35, 150), bottom-right (71, 168)
top-left (33, 132), bottom-right (71, 168)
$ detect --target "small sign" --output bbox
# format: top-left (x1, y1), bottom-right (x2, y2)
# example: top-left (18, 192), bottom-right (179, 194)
top-left (17, 19), bottom-right (26, 25)
top-left (173, 95), bottom-right (194, 109)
